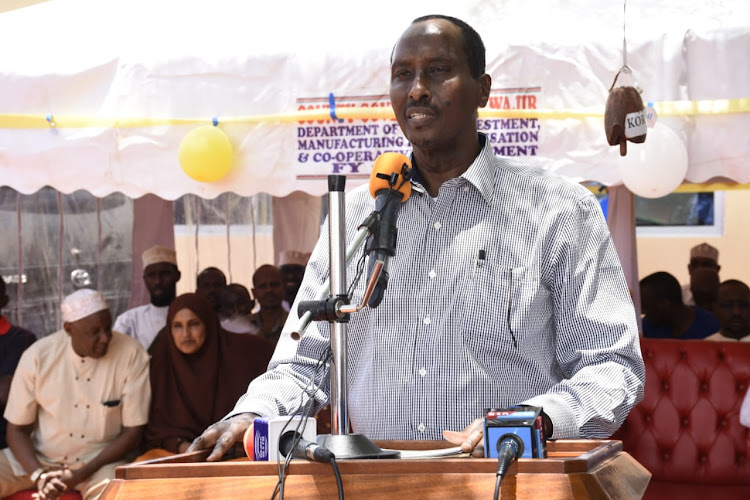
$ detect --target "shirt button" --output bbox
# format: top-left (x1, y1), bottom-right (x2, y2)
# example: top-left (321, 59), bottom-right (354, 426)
top-left (463, 186), bottom-right (470, 192)
top-left (428, 270), bottom-right (436, 279)
top-left (74, 404), bottom-right (78, 408)
top-left (433, 221), bottom-right (442, 230)
top-left (418, 367), bottom-right (427, 377)
top-left (418, 423), bottom-right (426, 433)
top-left (423, 316), bottom-right (431, 325)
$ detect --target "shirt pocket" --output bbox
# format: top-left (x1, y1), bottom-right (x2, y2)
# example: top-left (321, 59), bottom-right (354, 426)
top-left (95, 398), bottom-right (123, 442)
top-left (459, 265), bottom-right (552, 354)
top-left (507, 267), bottom-right (553, 343)
top-left (459, 263), bottom-right (513, 353)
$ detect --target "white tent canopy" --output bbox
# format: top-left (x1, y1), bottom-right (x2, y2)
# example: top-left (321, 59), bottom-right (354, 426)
top-left (0, 0), bottom-right (748, 199)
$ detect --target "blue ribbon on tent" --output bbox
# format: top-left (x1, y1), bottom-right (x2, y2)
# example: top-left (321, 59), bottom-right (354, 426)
top-left (329, 93), bottom-right (343, 122)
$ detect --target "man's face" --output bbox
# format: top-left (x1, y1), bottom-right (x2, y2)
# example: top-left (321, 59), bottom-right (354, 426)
top-left (690, 268), bottom-right (719, 309)
top-left (389, 19), bottom-right (490, 152)
top-left (280, 264), bottom-right (305, 305)
top-left (143, 263), bottom-right (181, 307)
top-left (218, 284), bottom-right (254, 319)
top-left (714, 284), bottom-right (750, 339)
top-left (688, 257), bottom-right (719, 274)
top-left (640, 286), bottom-right (669, 326)
top-left (196, 269), bottom-right (226, 309)
top-left (252, 268), bottom-right (284, 310)
top-left (64, 309), bottom-right (112, 358)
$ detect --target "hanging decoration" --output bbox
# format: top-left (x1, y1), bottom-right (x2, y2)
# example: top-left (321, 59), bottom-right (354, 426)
top-left (604, 1), bottom-right (646, 156)
top-left (178, 122), bottom-right (233, 182)
top-left (617, 123), bottom-right (688, 198)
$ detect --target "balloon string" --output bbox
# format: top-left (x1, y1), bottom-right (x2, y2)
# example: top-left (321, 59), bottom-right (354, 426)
top-left (622, 0), bottom-right (628, 71)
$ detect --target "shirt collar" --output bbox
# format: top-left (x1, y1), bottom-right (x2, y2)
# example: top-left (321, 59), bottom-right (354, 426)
top-left (408, 133), bottom-right (495, 204)
top-left (0, 315), bottom-right (10, 335)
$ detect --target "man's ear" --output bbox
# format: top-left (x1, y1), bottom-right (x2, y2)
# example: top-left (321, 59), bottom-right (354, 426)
top-left (0, 294), bottom-right (8, 311)
top-left (176, 270), bottom-right (182, 283)
top-left (477, 73), bottom-right (491, 108)
top-left (63, 321), bottom-right (72, 335)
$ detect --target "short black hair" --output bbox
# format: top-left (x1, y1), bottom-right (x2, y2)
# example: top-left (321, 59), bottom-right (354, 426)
top-left (196, 266), bottom-right (226, 287)
top-left (640, 271), bottom-right (682, 304)
top-left (719, 279), bottom-right (750, 292)
top-left (411, 14), bottom-right (486, 78)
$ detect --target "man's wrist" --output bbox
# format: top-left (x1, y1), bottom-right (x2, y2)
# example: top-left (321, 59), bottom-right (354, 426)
top-left (29, 466), bottom-right (46, 484)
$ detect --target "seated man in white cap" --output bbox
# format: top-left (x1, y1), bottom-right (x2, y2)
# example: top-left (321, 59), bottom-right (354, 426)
top-left (682, 242), bottom-right (720, 306)
top-left (114, 245), bottom-right (181, 349)
top-left (0, 289), bottom-right (150, 500)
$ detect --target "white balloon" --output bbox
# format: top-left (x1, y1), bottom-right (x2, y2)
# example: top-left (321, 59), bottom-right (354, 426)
top-left (617, 124), bottom-right (688, 198)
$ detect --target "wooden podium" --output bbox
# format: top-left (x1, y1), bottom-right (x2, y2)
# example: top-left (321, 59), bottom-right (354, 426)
top-left (101, 439), bottom-right (650, 499)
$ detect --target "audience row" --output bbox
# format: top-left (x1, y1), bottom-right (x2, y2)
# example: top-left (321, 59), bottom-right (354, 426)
top-left (640, 242), bottom-right (749, 341)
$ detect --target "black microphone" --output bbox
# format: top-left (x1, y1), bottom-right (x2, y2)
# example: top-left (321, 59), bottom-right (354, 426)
top-left (365, 153), bottom-right (412, 308)
top-left (278, 431), bottom-right (335, 463)
top-left (494, 433), bottom-right (523, 481)
top-left (484, 406), bottom-right (547, 500)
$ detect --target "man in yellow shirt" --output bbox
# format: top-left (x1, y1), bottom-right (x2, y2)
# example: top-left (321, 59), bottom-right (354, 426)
top-left (0, 289), bottom-right (150, 500)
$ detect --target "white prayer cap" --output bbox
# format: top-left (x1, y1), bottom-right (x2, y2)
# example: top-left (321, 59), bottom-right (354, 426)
top-left (61, 289), bottom-right (109, 323)
top-left (690, 242), bottom-right (719, 262)
top-left (142, 245), bottom-right (177, 270)
top-left (279, 250), bottom-right (311, 267)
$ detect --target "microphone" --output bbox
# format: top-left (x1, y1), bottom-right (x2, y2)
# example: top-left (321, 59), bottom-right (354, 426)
top-left (247, 416), bottom-right (317, 461)
top-left (278, 431), bottom-right (335, 464)
top-left (494, 433), bottom-right (523, 482)
top-left (484, 406), bottom-right (546, 500)
top-left (483, 406), bottom-right (546, 460)
top-left (365, 152), bottom-right (412, 308)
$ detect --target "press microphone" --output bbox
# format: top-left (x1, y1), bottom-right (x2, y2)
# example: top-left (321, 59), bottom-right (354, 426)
top-left (278, 431), bottom-right (335, 464)
top-left (247, 416), bottom-right (317, 461)
top-left (365, 152), bottom-right (412, 308)
top-left (484, 406), bottom-right (546, 500)
top-left (494, 433), bottom-right (523, 483)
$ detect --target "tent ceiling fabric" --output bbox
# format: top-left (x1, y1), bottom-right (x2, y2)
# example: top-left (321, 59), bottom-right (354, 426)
top-left (0, 0), bottom-right (747, 199)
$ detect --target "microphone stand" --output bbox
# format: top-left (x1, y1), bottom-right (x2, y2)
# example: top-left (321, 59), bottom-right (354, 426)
top-left (295, 175), bottom-right (398, 459)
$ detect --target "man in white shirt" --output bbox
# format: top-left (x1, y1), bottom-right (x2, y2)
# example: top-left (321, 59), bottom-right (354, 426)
top-left (189, 14), bottom-right (644, 460)
top-left (705, 280), bottom-right (750, 341)
top-left (113, 245), bottom-right (181, 349)
top-left (0, 289), bottom-right (150, 500)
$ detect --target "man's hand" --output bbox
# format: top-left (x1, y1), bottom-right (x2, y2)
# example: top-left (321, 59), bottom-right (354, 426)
top-left (34, 467), bottom-right (75, 500)
top-left (442, 418), bottom-right (485, 458)
top-left (187, 413), bottom-right (257, 462)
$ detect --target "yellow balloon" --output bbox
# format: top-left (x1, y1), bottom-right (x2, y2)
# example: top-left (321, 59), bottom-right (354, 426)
top-left (178, 126), bottom-right (233, 182)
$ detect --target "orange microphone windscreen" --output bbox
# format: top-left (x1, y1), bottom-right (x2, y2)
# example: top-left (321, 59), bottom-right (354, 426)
top-left (243, 423), bottom-right (255, 460)
top-left (369, 152), bottom-right (412, 202)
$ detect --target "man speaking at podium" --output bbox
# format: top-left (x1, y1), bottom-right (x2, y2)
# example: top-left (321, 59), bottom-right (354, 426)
top-left (190, 14), bottom-right (645, 460)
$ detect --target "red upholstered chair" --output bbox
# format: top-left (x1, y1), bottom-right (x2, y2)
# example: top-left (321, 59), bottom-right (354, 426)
top-left (3, 491), bottom-right (82, 500)
top-left (614, 338), bottom-right (750, 500)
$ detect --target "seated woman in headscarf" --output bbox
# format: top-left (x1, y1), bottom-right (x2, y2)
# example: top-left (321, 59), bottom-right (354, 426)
top-left (141, 292), bottom-right (275, 457)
